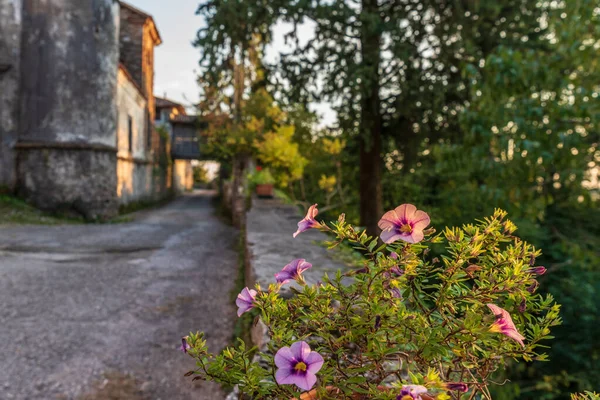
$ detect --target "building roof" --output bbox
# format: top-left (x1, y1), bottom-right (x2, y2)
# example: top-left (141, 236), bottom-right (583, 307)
top-left (155, 97), bottom-right (184, 109)
top-left (119, 1), bottom-right (162, 45)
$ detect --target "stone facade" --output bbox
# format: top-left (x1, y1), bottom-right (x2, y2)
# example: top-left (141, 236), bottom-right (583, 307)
top-left (0, 0), bottom-right (179, 219)
top-left (15, 0), bottom-right (120, 218)
top-left (0, 0), bottom-right (22, 191)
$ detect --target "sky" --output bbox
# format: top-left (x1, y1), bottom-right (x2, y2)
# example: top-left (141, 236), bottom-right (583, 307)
top-left (125, 0), bottom-right (336, 125)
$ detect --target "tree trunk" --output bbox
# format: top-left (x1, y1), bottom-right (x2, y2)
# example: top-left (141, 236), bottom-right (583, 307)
top-left (231, 153), bottom-right (248, 228)
top-left (359, 0), bottom-right (383, 236)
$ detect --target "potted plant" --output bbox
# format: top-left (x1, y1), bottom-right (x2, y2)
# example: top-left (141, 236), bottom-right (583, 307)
top-left (250, 166), bottom-right (275, 198)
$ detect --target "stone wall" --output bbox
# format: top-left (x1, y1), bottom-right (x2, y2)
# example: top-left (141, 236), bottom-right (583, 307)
top-left (16, 0), bottom-right (120, 218)
top-left (0, 0), bottom-right (22, 191)
top-left (245, 197), bottom-right (349, 292)
top-left (16, 146), bottom-right (117, 220)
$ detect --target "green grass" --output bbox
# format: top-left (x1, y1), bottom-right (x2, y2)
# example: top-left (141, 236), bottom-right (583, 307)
top-left (0, 194), bottom-right (173, 226)
top-left (0, 195), bottom-right (84, 225)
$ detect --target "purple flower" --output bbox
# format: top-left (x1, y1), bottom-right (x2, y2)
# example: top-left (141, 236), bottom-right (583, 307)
top-left (397, 385), bottom-right (428, 400)
top-left (378, 204), bottom-right (430, 244)
top-left (529, 266), bottom-right (547, 275)
top-left (180, 337), bottom-right (191, 353)
top-left (275, 341), bottom-right (324, 391)
top-left (487, 304), bottom-right (526, 348)
top-left (236, 287), bottom-right (257, 317)
top-left (293, 204), bottom-right (322, 238)
top-left (275, 259), bottom-right (312, 285)
top-left (390, 288), bottom-right (403, 298)
top-left (444, 382), bottom-right (468, 392)
top-left (390, 251), bottom-right (399, 259)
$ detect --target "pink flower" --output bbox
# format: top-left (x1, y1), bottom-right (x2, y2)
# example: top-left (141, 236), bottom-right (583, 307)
top-left (529, 266), bottom-right (546, 275)
top-left (275, 341), bottom-right (324, 391)
top-left (397, 385), bottom-right (428, 400)
top-left (378, 204), bottom-right (430, 244)
top-left (275, 259), bottom-right (312, 285)
top-left (293, 204), bottom-right (322, 238)
top-left (236, 287), bottom-right (257, 317)
top-left (487, 304), bottom-right (525, 348)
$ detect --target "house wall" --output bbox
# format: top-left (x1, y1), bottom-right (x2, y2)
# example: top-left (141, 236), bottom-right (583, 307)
top-left (0, 0), bottom-right (21, 191)
top-left (15, 0), bottom-right (120, 219)
top-left (116, 67), bottom-right (154, 205)
top-left (173, 159), bottom-right (193, 194)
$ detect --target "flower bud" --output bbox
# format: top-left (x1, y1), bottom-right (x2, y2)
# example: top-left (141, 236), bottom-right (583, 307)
top-left (519, 298), bottom-right (527, 313)
top-left (444, 382), bottom-right (468, 392)
top-left (374, 315), bottom-right (382, 330)
top-left (527, 280), bottom-right (539, 293)
top-left (529, 266), bottom-right (546, 275)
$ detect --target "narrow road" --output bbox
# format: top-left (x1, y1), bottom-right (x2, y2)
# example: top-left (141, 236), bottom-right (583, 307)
top-left (0, 190), bottom-right (239, 400)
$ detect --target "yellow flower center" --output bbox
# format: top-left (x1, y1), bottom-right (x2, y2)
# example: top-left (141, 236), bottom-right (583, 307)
top-left (401, 396), bottom-right (413, 400)
top-left (294, 362), bottom-right (307, 372)
top-left (399, 223), bottom-right (412, 233)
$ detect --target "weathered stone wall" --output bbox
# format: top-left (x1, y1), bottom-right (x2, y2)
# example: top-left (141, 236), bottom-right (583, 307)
top-left (18, 0), bottom-right (119, 146)
top-left (16, 147), bottom-right (117, 219)
top-left (0, 0), bottom-right (22, 191)
top-left (16, 0), bottom-right (120, 218)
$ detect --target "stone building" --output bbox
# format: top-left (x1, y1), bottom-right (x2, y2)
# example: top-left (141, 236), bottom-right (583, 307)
top-left (0, 0), bottom-right (185, 219)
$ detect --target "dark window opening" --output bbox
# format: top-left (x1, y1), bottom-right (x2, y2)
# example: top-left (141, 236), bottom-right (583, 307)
top-left (128, 115), bottom-right (133, 153)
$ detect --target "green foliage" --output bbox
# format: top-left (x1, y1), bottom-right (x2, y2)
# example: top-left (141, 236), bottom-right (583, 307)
top-left (572, 393), bottom-right (600, 400)
top-left (194, 0), bottom-right (599, 396)
top-left (248, 168), bottom-right (276, 186)
top-left (254, 125), bottom-right (307, 187)
top-left (183, 209), bottom-right (561, 399)
top-left (193, 165), bottom-right (210, 184)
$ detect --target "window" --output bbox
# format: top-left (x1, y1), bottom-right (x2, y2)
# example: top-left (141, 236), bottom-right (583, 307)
top-left (128, 116), bottom-right (133, 153)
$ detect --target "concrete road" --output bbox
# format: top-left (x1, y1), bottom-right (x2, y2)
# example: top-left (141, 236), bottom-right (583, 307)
top-left (0, 190), bottom-right (239, 400)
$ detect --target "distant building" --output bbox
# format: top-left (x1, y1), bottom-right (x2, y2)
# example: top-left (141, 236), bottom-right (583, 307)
top-left (0, 0), bottom-right (194, 218)
top-left (154, 97), bottom-right (199, 194)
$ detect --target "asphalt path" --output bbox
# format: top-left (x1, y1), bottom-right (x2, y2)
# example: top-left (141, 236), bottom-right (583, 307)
top-left (0, 190), bottom-right (238, 399)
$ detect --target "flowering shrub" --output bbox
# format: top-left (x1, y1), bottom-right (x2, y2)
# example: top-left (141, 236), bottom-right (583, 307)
top-left (182, 204), bottom-right (561, 399)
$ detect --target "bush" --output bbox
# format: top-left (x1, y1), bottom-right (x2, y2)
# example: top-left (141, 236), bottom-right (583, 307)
top-left (181, 204), bottom-right (561, 399)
